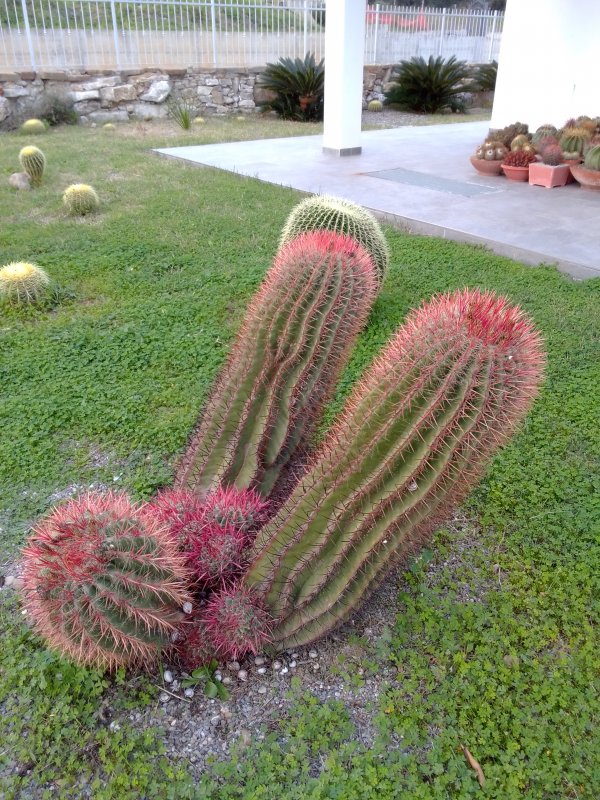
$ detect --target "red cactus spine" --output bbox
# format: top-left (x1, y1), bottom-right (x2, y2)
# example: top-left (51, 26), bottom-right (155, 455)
top-left (186, 520), bottom-right (247, 587)
top-left (202, 585), bottom-right (273, 661)
top-left (21, 491), bottom-right (191, 670)
top-left (245, 289), bottom-right (545, 650)
top-left (175, 230), bottom-right (377, 498)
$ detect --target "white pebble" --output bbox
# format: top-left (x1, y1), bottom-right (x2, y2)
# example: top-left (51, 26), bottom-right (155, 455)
top-left (109, 721), bottom-right (121, 732)
top-left (291, 653), bottom-right (299, 659)
top-left (214, 671), bottom-right (222, 681)
top-left (237, 669), bottom-right (248, 682)
top-left (257, 667), bottom-right (267, 675)
top-left (159, 692), bottom-right (170, 703)
top-left (184, 688), bottom-right (195, 699)
top-left (254, 656), bottom-right (266, 666)
top-left (3, 575), bottom-right (15, 588)
top-left (222, 676), bottom-right (233, 686)
top-left (227, 661), bottom-right (240, 671)
top-left (210, 715), bottom-right (221, 726)
top-left (257, 686), bottom-right (267, 694)
top-left (280, 667), bottom-right (289, 675)
top-left (272, 661), bottom-right (282, 670)
top-left (182, 601), bottom-right (193, 614)
top-left (313, 663), bottom-right (320, 670)
top-left (289, 661), bottom-right (297, 668)
top-left (309, 650), bottom-right (318, 659)
top-left (163, 670), bottom-right (174, 684)
top-left (170, 719), bottom-right (177, 727)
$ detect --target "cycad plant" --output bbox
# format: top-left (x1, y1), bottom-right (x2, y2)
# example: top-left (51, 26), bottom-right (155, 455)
top-left (258, 53), bottom-right (325, 121)
top-left (385, 56), bottom-right (470, 113)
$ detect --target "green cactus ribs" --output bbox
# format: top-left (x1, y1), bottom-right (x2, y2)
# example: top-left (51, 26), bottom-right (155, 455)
top-left (19, 145), bottom-right (46, 187)
top-left (245, 289), bottom-right (545, 650)
top-left (279, 195), bottom-right (389, 287)
top-left (21, 491), bottom-right (191, 670)
top-left (175, 230), bottom-right (377, 498)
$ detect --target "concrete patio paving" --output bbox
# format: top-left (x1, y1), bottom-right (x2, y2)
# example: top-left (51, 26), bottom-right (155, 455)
top-left (156, 120), bottom-right (600, 280)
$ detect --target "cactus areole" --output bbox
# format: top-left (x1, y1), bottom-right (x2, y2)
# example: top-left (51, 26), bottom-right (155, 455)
top-left (244, 289), bottom-right (544, 650)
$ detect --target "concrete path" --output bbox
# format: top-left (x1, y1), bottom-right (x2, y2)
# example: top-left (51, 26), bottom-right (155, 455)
top-left (157, 121), bottom-right (600, 280)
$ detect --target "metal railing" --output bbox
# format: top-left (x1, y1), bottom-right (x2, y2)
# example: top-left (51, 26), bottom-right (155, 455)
top-left (0, 1), bottom-right (503, 71)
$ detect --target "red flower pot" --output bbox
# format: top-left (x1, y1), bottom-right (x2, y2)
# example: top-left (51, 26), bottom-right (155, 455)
top-left (528, 162), bottom-right (571, 188)
top-left (469, 156), bottom-right (502, 176)
top-left (501, 164), bottom-right (530, 182)
top-left (570, 164), bottom-right (600, 191)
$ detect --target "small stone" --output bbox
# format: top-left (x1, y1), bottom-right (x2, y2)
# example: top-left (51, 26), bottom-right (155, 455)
top-left (254, 656), bottom-right (266, 666)
top-left (221, 676), bottom-right (233, 686)
top-left (182, 601), bottom-right (193, 614)
top-left (8, 173), bottom-right (30, 191)
top-left (227, 661), bottom-right (240, 672)
top-left (280, 667), bottom-right (289, 675)
top-left (272, 661), bottom-right (282, 671)
top-left (220, 705), bottom-right (232, 719)
top-left (408, 480), bottom-right (418, 492)
top-left (291, 653), bottom-right (299, 659)
top-left (163, 670), bottom-right (174, 684)
top-left (210, 715), bottom-right (221, 726)
top-left (214, 671), bottom-right (222, 681)
top-left (109, 720), bottom-right (121, 732)
top-left (159, 692), bottom-right (170, 704)
top-left (257, 667), bottom-right (266, 675)
top-left (3, 575), bottom-right (15, 588)
top-left (257, 686), bottom-right (267, 694)
top-left (237, 669), bottom-right (248, 682)
top-left (170, 719), bottom-right (177, 727)
top-left (289, 660), bottom-right (297, 668)
top-left (171, 680), bottom-right (180, 691)
top-left (313, 663), bottom-right (320, 671)
top-left (184, 688), bottom-right (195, 699)
top-left (309, 650), bottom-right (318, 659)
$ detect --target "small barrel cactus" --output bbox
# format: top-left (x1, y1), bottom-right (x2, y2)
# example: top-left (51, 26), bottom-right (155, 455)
top-left (19, 146), bottom-right (46, 187)
top-left (510, 134), bottom-right (531, 151)
top-left (63, 183), bottom-right (100, 215)
top-left (279, 195), bottom-right (389, 286)
top-left (503, 150), bottom-right (536, 168)
top-left (367, 99), bottom-right (383, 112)
top-left (542, 145), bottom-right (564, 166)
top-left (202, 584), bottom-right (273, 661)
top-left (532, 124), bottom-right (558, 146)
top-left (0, 261), bottom-right (50, 304)
top-left (559, 128), bottom-right (592, 156)
top-left (583, 144), bottom-right (600, 171)
top-left (20, 118), bottom-right (46, 134)
top-left (476, 139), bottom-right (507, 161)
top-left (193, 117), bottom-right (206, 124)
top-left (103, 123), bottom-right (116, 131)
top-left (21, 491), bottom-right (191, 670)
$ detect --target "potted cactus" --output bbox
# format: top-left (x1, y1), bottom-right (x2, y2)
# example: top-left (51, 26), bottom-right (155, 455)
top-left (469, 139), bottom-right (507, 176)
top-left (570, 144), bottom-right (600, 190)
top-left (528, 144), bottom-right (571, 188)
top-left (501, 149), bottom-right (536, 181)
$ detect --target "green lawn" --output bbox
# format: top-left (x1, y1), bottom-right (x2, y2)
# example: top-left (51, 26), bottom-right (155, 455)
top-left (0, 120), bottom-right (598, 799)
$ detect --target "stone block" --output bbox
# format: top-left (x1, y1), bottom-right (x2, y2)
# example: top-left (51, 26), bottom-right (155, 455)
top-left (17, 71), bottom-right (36, 81)
top-left (88, 109), bottom-right (129, 123)
top-left (70, 90), bottom-right (100, 102)
top-left (205, 78), bottom-right (220, 86)
top-left (140, 80), bottom-right (171, 103)
top-left (238, 98), bottom-right (255, 108)
top-left (2, 83), bottom-right (29, 98)
top-left (37, 71), bottom-right (72, 81)
top-left (165, 68), bottom-right (187, 77)
top-left (0, 96), bottom-right (10, 121)
top-left (80, 76), bottom-right (120, 91)
top-left (197, 86), bottom-right (212, 96)
top-left (0, 72), bottom-right (19, 82)
top-left (131, 102), bottom-right (168, 119)
top-left (8, 172), bottom-right (30, 190)
top-left (101, 84), bottom-right (138, 104)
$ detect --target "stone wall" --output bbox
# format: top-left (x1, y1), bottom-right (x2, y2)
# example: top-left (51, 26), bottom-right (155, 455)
top-left (0, 66), bottom-right (392, 128)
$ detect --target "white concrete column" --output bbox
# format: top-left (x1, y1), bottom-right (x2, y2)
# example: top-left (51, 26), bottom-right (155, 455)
top-left (322, 0), bottom-right (366, 156)
top-left (491, 0), bottom-right (600, 131)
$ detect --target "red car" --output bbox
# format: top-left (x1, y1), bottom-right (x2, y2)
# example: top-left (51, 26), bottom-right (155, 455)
top-left (365, 10), bottom-right (428, 31)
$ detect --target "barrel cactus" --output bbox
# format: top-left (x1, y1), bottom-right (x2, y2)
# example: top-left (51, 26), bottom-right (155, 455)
top-left (103, 123), bottom-right (116, 131)
top-left (21, 491), bottom-right (191, 670)
top-left (559, 128), bottom-right (592, 156)
top-left (583, 144), bottom-right (600, 171)
top-left (542, 145), bottom-right (564, 166)
top-left (367, 99), bottom-right (383, 112)
top-left (279, 195), bottom-right (389, 286)
top-left (202, 584), bottom-right (273, 661)
top-left (20, 118), bottom-right (46, 134)
top-left (63, 183), bottom-right (100, 215)
top-left (510, 133), bottom-right (530, 151)
top-left (244, 289), bottom-right (544, 650)
top-left (19, 146), bottom-right (46, 187)
top-left (0, 261), bottom-right (50, 304)
top-left (176, 230), bottom-right (377, 498)
top-left (532, 124), bottom-right (558, 146)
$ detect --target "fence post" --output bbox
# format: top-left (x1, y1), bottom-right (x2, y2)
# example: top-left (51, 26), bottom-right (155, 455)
top-left (109, 1), bottom-right (122, 70)
top-left (373, 4), bottom-right (380, 64)
top-left (20, 0), bottom-right (36, 71)
top-left (303, 0), bottom-right (308, 57)
top-left (210, 0), bottom-right (218, 67)
top-left (438, 7), bottom-right (446, 57)
top-left (488, 10), bottom-right (498, 62)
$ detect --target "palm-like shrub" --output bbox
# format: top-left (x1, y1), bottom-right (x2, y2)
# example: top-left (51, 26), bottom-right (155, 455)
top-left (471, 61), bottom-right (498, 92)
top-left (385, 56), bottom-right (470, 113)
top-left (258, 53), bottom-right (325, 121)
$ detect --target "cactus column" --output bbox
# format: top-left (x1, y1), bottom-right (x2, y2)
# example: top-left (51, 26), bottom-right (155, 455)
top-left (176, 231), bottom-right (377, 497)
top-left (245, 289), bottom-right (545, 649)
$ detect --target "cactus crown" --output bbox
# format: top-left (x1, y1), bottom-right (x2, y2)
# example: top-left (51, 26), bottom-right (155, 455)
top-left (279, 195), bottom-right (389, 286)
top-left (21, 491), bottom-right (190, 670)
top-left (503, 150), bottom-right (535, 168)
top-left (63, 183), bottom-right (100, 216)
top-left (583, 144), bottom-right (600, 171)
top-left (541, 145), bottom-right (564, 166)
top-left (21, 118), bottom-right (46, 134)
top-left (0, 261), bottom-right (50, 304)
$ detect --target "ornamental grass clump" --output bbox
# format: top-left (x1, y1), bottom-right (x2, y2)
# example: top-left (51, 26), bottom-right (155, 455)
top-left (63, 183), bottom-right (100, 215)
top-left (21, 491), bottom-right (191, 670)
top-left (19, 145), bottom-right (46, 186)
top-left (244, 289), bottom-right (545, 649)
top-left (0, 261), bottom-right (50, 304)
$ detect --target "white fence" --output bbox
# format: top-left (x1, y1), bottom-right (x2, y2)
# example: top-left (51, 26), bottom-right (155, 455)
top-left (0, 1), bottom-right (503, 71)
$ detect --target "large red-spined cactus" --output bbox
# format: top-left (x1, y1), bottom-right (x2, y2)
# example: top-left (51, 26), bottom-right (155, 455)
top-left (244, 289), bottom-right (545, 650)
top-left (21, 491), bottom-right (190, 670)
top-left (175, 230), bottom-right (377, 498)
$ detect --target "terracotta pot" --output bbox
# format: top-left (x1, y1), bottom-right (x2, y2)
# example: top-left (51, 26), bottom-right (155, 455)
top-left (569, 164), bottom-right (600, 191)
top-left (469, 156), bottom-right (502, 176)
top-left (563, 158), bottom-right (581, 184)
top-left (501, 164), bottom-right (530, 182)
top-left (528, 162), bottom-right (571, 189)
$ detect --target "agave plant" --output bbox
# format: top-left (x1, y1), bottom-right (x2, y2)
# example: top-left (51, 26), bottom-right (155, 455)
top-left (258, 53), bottom-right (325, 121)
top-left (385, 56), bottom-right (470, 113)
